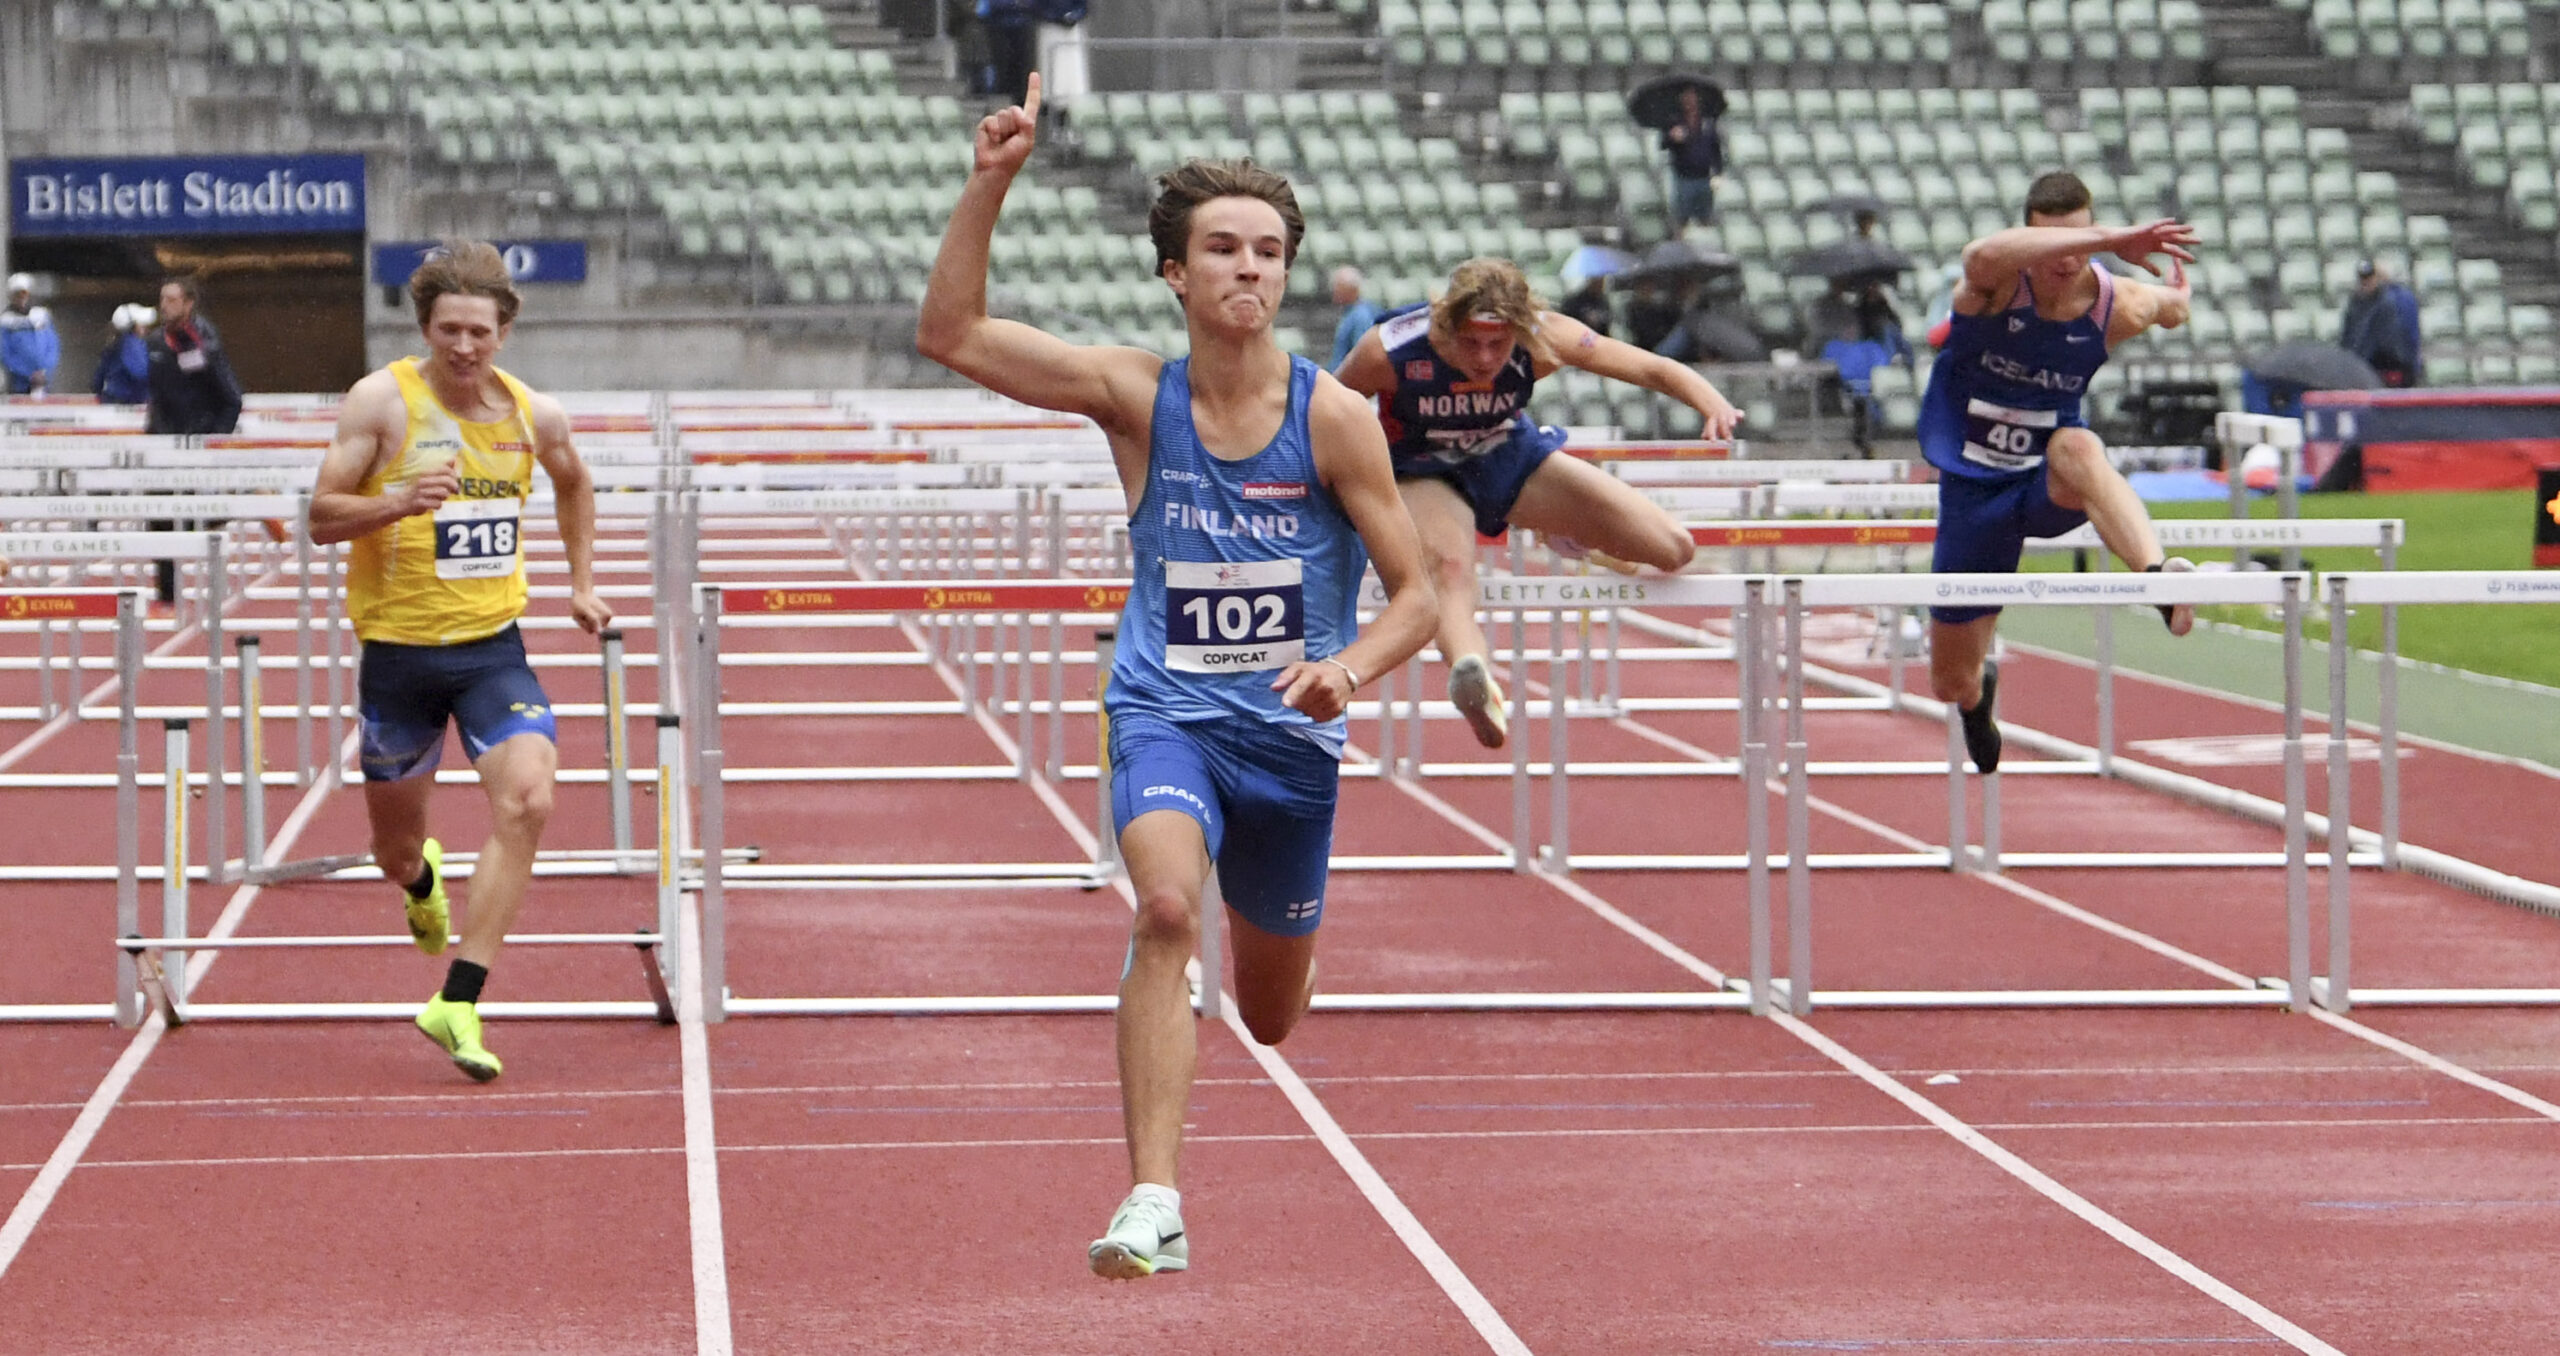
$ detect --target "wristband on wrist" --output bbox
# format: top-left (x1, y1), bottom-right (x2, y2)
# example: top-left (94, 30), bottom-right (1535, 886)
top-left (1321, 656), bottom-right (1362, 689)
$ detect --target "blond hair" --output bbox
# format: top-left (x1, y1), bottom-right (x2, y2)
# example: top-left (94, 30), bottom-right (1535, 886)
top-left (1146, 159), bottom-right (1306, 274)
top-left (1429, 257), bottom-right (1555, 365)
top-left (408, 239), bottom-right (522, 328)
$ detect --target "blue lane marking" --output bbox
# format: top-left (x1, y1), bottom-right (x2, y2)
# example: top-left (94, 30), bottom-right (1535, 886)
top-left (2024, 1098), bottom-right (2429, 1110)
top-left (1767, 1338), bottom-right (2282, 1350)
top-left (2308, 1198), bottom-right (2560, 1211)
top-left (1415, 1102), bottom-right (1820, 1113)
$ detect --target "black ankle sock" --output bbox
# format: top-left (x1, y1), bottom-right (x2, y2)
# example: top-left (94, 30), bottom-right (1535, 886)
top-left (441, 960), bottom-right (488, 1005)
top-left (404, 860), bottom-right (436, 901)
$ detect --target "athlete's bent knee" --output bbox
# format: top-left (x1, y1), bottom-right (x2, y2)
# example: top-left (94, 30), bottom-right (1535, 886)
top-left (372, 831), bottom-right (425, 884)
top-left (1647, 526), bottom-right (1697, 572)
top-left (489, 780), bottom-right (554, 839)
top-left (1130, 887), bottom-right (1199, 953)
top-left (1238, 997), bottom-right (1307, 1047)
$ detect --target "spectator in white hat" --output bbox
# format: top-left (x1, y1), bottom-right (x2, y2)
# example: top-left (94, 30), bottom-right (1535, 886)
top-left (93, 304), bottom-right (154, 405)
top-left (2, 274), bottom-right (61, 396)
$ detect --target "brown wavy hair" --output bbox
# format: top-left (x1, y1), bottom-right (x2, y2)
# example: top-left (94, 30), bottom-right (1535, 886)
top-left (1429, 257), bottom-right (1556, 365)
top-left (408, 239), bottom-right (522, 328)
top-left (1146, 159), bottom-right (1305, 275)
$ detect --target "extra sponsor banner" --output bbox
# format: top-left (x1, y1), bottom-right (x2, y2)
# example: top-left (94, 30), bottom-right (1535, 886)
top-left (11, 153), bottom-right (365, 237)
top-left (372, 239), bottom-right (587, 285)
top-left (0, 592), bottom-right (125, 620)
top-left (1690, 522), bottom-right (1934, 547)
top-left (724, 582), bottom-right (1132, 614)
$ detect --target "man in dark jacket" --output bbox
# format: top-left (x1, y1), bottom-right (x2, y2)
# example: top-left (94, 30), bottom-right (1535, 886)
top-left (2338, 259), bottom-right (2422, 387)
top-left (145, 278), bottom-right (243, 435)
top-left (1658, 86), bottom-right (1724, 235)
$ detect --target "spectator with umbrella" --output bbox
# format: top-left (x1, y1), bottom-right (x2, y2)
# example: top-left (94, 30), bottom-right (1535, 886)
top-left (2242, 341), bottom-right (2380, 420)
top-left (1628, 74), bottom-right (1726, 237)
top-left (1789, 232), bottom-right (1914, 451)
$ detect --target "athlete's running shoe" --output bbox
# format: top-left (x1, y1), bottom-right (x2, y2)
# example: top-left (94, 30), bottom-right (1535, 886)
top-left (1447, 653), bottom-right (1509, 750)
top-left (2151, 556), bottom-right (2197, 636)
top-left (416, 993), bottom-right (502, 1082)
top-left (1959, 661), bottom-right (2002, 774)
top-left (404, 837), bottom-right (450, 956)
top-left (1088, 1188), bottom-right (1188, 1279)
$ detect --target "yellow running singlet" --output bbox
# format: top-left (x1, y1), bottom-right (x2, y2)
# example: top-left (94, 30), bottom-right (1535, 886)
top-left (347, 357), bottom-right (540, 646)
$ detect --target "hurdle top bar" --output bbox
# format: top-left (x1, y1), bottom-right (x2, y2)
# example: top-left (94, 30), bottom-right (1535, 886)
top-left (1608, 459), bottom-right (1911, 484)
top-left (0, 531), bottom-right (225, 559)
top-left (1799, 570), bottom-right (2307, 608)
top-left (2326, 570), bottom-right (2560, 605)
top-left (713, 580), bottom-right (1136, 614)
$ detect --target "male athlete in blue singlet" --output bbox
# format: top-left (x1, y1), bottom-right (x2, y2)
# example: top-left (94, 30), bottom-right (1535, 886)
top-left (1923, 172), bottom-right (2198, 772)
top-left (917, 74), bottom-right (1436, 1280)
top-left (1335, 258), bottom-right (1742, 747)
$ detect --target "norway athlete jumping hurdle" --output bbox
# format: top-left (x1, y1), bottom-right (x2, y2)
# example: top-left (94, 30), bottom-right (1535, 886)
top-left (309, 241), bottom-right (609, 1081)
top-left (1923, 172), bottom-right (2198, 772)
top-left (1334, 258), bottom-right (1742, 748)
top-left (917, 75), bottom-right (1437, 1280)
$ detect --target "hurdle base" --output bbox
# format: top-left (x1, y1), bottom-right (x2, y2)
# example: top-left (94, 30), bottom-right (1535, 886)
top-left (717, 990), bottom-right (1756, 1016)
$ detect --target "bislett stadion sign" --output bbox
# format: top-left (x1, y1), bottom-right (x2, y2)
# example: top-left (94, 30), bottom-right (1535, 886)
top-left (9, 153), bottom-right (367, 237)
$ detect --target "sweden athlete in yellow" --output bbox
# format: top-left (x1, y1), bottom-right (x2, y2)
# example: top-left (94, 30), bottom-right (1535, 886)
top-left (309, 241), bottom-right (607, 1081)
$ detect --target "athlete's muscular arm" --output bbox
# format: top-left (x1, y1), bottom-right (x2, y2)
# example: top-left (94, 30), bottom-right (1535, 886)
top-left (1536, 311), bottom-right (1744, 439)
top-left (2108, 261), bottom-right (2193, 343)
top-left (915, 73), bottom-right (1160, 449)
top-left (1269, 376), bottom-right (1437, 723)
top-left (309, 369), bottom-right (454, 545)
top-left (1957, 220), bottom-right (2199, 312)
top-left (530, 395), bottom-right (611, 636)
top-left (1330, 323), bottom-right (1396, 397)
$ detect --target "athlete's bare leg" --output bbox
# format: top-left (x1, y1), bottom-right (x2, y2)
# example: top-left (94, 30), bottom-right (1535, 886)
top-left (1506, 454), bottom-right (1697, 571)
top-left (1398, 476), bottom-right (1494, 665)
top-left (1929, 614), bottom-right (2001, 708)
top-left (2043, 427), bottom-right (2163, 571)
top-left (454, 732), bottom-right (556, 970)
top-left (1116, 808), bottom-right (1212, 1189)
top-left (365, 771), bottom-right (436, 888)
top-left (1227, 910), bottom-right (1317, 1047)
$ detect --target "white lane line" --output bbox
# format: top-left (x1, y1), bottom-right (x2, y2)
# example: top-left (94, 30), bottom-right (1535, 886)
top-left (678, 892), bottom-right (734, 1356)
top-left (890, 613), bottom-right (1532, 1354)
top-left (1776, 1014), bottom-right (2348, 1356)
top-left (0, 727), bottom-right (339, 1283)
top-left (2306, 1010), bottom-right (2560, 1123)
top-left (1370, 736), bottom-right (2347, 1353)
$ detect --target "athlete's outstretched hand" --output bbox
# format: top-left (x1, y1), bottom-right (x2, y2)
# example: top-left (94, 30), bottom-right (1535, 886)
top-left (1694, 389), bottom-right (1745, 441)
top-left (1271, 660), bottom-right (1354, 723)
top-left (2105, 219), bottom-right (2199, 275)
top-left (973, 72), bottom-right (1042, 177)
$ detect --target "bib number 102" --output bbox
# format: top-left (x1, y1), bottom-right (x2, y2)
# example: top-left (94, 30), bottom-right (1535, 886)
top-left (1180, 593), bottom-right (1287, 642)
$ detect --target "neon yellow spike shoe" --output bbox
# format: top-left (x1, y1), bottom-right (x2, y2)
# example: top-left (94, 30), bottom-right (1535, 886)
top-left (416, 993), bottom-right (502, 1082)
top-left (403, 838), bottom-right (450, 956)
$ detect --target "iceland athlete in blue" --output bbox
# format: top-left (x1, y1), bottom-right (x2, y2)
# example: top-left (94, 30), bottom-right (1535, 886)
top-left (1924, 172), bottom-right (2198, 772)
top-left (917, 75), bottom-right (1437, 1282)
top-left (1335, 258), bottom-right (1742, 747)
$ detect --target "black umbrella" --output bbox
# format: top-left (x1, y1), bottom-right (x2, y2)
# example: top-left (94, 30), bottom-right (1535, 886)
top-left (1681, 310), bottom-right (1769, 363)
top-left (1786, 237), bottom-right (1913, 281)
top-left (1611, 239), bottom-right (1742, 291)
top-left (1803, 193), bottom-right (1890, 221)
top-left (1626, 73), bottom-right (1727, 129)
top-left (2245, 341), bottom-right (2382, 391)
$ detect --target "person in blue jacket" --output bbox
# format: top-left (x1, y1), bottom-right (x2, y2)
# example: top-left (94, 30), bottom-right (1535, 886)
top-left (2, 274), bottom-right (61, 396)
top-left (93, 304), bottom-right (153, 405)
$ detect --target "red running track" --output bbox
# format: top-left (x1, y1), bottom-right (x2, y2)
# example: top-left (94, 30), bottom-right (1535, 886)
top-left (5, 552), bottom-right (2560, 1353)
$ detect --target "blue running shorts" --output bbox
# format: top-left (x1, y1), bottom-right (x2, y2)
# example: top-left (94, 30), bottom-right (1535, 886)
top-left (1108, 708), bottom-right (1342, 938)
top-left (1928, 470), bottom-right (2090, 624)
top-left (1392, 420), bottom-right (1569, 539)
top-left (357, 624), bottom-right (558, 782)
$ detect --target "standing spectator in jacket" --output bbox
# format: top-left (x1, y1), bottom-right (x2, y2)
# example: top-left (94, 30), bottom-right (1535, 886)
top-left (976, 0), bottom-right (1039, 106)
top-left (2338, 259), bottom-right (2421, 387)
top-left (2, 274), bottom-right (61, 396)
top-left (145, 278), bottom-right (243, 435)
top-left (1327, 265), bottom-right (1383, 369)
top-left (93, 305), bottom-right (153, 405)
top-left (1659, 87), bottom-right (1724, 236)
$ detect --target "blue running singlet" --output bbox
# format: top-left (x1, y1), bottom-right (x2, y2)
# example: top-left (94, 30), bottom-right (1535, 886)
top-left (1918, 263), bottom-right (2117, 483)
top-left (1374, 304), bottom-right (1540, 474)
top-left (1108, 354), bottom-right (1368, 753)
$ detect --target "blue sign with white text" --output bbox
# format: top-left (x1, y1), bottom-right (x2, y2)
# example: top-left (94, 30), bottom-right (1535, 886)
top-left (10, 154), bottom-right (367, 237)
top-left (372, 240), bottom-right (589, 286)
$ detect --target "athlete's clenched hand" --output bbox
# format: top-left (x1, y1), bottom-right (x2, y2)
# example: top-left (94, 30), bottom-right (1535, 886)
top-left (568, 589), bottom-right (613, 637)
top-left (401, 462), bottom-right (461, 517)
top-left (973, 71), bottom-right (1042, 177)
top-left (1271, 660), bottom-right (1353, 723)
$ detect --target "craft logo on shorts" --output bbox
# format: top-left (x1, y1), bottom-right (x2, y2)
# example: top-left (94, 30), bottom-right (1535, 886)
top-left (1241, 482), bottom-right (1307, 501)
top-left (1404, 360), bottom-right (1434, 381)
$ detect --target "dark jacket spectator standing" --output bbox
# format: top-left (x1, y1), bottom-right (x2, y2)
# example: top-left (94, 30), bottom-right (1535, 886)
top-left (2339, 259), bottom-right (2422, 387)
top-left (1659, 88), bottom-right (1724, 234)
top-left (144, 279), bottom-right (243, 435)
top-left (1559, 277), bottom-right (1612, 337)
top-left (2, 273), bottom-right (61, 396)
top-left (1327, 266), bottom-right (1383, 369)
top-left (93, 304), bottom-right (153, 406)
top-left (976, 0), bottom-right (1039, 106)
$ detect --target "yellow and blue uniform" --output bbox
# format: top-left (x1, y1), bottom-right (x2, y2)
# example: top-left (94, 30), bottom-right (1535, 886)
top-left (352, 358), bottom-right (557, 782)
